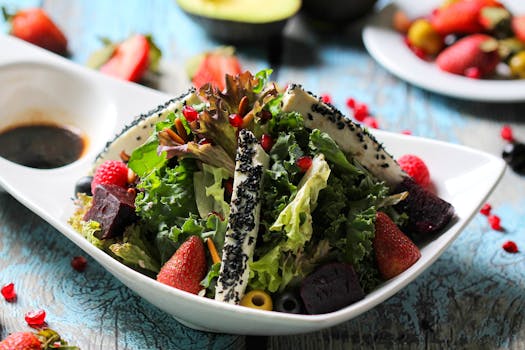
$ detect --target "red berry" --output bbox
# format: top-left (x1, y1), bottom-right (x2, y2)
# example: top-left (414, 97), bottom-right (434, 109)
top-left (500, 125), bottom-right (514, 142)
top-left (71, 256), bottom-right (87, 272)
top-left (25, 309), bottom-right (46, 327)
top-left (228, 113), bottom-right (243, 128)
top-left (346, 97), bottom-right (356, 109)
top-left (412, 46), bottom-right (427, 60)
top-left (479, 203), bottom-right (492, 216)
top-left (91, 160), bottom-right (129, 194)
top-left (182, 105), bottom-right (198, 122)
top-left (464, 67), bottom-right (481, 79)
top-left (100, 34), bottom-right (150, 82)
top-left (0, 331), bottom-right (41, 349)
top-left (363, 116), bottom-right (379, 129)
top-left (398, 154), bottom-right (431, 188)
top-left (260, 134), bottom-right (273, 152)
top-left (502, 240), bottom-right (518, 253)
top-left (321, 94), bottom-right (332, 104)
top-left (353, 103), bottom-right (368, 122)
top-left (296, 156), bottom-right (313, 172)
top-left (488, 214), bottom-right (502, 231)
top-left (157, 236), bottom-right (207, 294)
top-left (1, 283), bottom-right (16, 302)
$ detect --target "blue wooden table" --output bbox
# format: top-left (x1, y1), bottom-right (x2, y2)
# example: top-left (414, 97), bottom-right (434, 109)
top-left (1, 1), bottom-right (525, 349)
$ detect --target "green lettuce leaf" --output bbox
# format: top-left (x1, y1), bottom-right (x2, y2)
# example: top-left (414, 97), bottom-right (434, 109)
top-left (109, 224), bottom-right (160, 273)
top-left (194, 164), bottom-right (231, 219)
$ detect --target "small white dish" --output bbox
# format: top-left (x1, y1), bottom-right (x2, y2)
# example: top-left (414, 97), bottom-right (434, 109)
top-left (363, 0), bottom-right (525, 102)
top-left (0, 34), bottom-right (506, 335)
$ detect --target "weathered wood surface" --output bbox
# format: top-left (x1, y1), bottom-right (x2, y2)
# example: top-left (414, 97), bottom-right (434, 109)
top-left (1, 0), bottom-right (525, 349)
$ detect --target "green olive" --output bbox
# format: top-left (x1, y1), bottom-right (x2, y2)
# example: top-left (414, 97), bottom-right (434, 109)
top-left (509, 51), bottom-right (525, 78)
top-left (240, 290), bottom-right (273, 311)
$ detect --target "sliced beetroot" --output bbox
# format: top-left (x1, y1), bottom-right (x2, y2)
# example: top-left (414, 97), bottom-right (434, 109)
top-left (394, 177), bottom-right (455, 238)
top-left (300, 262), bottom-right (365, 315)
top-left (83, 184), bottom-right (138, 239)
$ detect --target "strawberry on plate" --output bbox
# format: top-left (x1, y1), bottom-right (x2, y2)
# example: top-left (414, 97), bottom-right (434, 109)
top-left (157, 235), bottom-right (207, 294)
top-left (3, 7), bottom-right (68, 55)
top-left (190, 47), bottom-right (242, 91)
top-left (430, 0), bottom-right (489, 35)
top-left (373, 212), bottom-right (421, 280)
top-left (99, 34), bottom-right (151, 82)
top-left (512, 15), bottom-right (525, 42)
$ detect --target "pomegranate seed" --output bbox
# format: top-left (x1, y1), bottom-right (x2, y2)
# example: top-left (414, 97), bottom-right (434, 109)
top-left (502, 240), bottom-right (518, 253)
top-left (321, 94), bottom-right (332, 104)
top-left (412, 47), bottom-right (426, 60)
top-left (354, 103), bottom-right (368, 121)
top-left (363, 116), bottom-right (379, 129)
top-left (228, 113), bottom-right (243, 128)
top-left (488, 214), bottom-right (502, 231)
top-left (500, 125), bottom-right (514, 142)
top-left (479, 203), bottom-right (491, 216)
top-left (346, 98), bottom-right (356, 109)
top-left (259, 109), bottom-right (273, 123)
top-left (25, 309), bottom-right (46, 327)
top-left (1, 283), bottom-right (16, 302)
top-left (224, 178), bottom-right (233, 194)
top-left (71, 256), bottom-right (87, 272)
top-left (464, 67), bottom-right (481, 79)
top-left (260, 134), bottom-right (273, 152)
top-left (401, 130), bottom-right (412, 135)
top-left (182, 106), bottom-right (198, 122)
top-left (296, 156), bottom-right (313, 172)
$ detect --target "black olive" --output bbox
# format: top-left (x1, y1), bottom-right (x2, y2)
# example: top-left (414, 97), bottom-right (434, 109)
top-left (502, 142), bottom-right (525, 175)
top-left (274, 291), bottom-right (304, 314)
top-left (74, 176), bottom-right (93, 197)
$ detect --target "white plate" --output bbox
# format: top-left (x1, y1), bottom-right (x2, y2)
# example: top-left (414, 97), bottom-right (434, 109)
top-left (363, 0), bottom-right (525, 102)
top-left (0, 34), bottom-right (506, 335)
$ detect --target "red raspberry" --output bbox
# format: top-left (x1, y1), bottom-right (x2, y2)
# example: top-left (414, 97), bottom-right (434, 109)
top-left (397, 154), bottom-right (430, 188)
top-left (91, 160), bottom-right (129, 194)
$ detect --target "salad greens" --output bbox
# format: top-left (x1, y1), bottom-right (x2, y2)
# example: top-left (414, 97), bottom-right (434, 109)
top-left (71, 69), bottom-right (408, 306)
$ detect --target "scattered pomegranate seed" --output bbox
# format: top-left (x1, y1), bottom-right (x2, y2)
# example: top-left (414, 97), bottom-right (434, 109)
top-left (502, 240), bottom-right (518, 253)
top-left (401, 130), bottom-right (412, 135)
top-left (354, 103), bottom-right (368, 122)
top-left (488, 214), bottom-right (502, 231)
top-left (500, 125), bottom-right (514, 142)
top-left (296, 156), bottom-right (313, 172)
top-left (1, 283), bottom-right (16, 302)
top-left (25, 309), bottom-right (46, 327)
top-left (464, 67), bottom-right (482, 79)
top-left (228, 113), bottom-right (243, 128)
top-left (260, 134), bottom-right (274, 152)
top-left (321, 94), bottom-right (332, 104)
top-left (224, 178), bottom-right (233, 195)
top-left (346, 97), bottom-right (356, 109)
top-left (479, 203), bottom-right (492, 216)
top-left (71, 256), bottom-right (88, 272)
top-left (182, 105), bottom-right (199, 122)
top-left (363, 116), bottom-right (379, 129)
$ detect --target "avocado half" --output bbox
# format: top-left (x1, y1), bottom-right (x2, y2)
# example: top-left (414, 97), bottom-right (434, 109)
top-left (176, 0), bottom-right (301, 42)
top-left (302, 0), bottom-right (377, 23)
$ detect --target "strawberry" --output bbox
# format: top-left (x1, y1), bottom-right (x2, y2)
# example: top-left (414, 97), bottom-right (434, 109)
top-left (397, 154), bottom-right (430, 188)
top-left (512, 15), bottom-right (525, 42)
top-left (430, 0), bottom-right (486, 35)
top-left (373, 212), bottom-right (421, 280)
top-left (191, 49), bottom-right (242, 91)
top-left (4, 8), bottom-right (68, 55)
top-left (0, 332), bottom-right (41, 350)
top-left (157, 235), bottom-right (207, 294)
top-left (99, 34), bottom-right (150, 82)
top-left (91, 160), bottom-right (129, 194)
top-left (435, 33), bottom-right (500, 76)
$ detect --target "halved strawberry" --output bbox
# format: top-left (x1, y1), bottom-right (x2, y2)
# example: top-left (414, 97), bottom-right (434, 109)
top-left (191, 49), bottom-right (242, 91)
top-left (0, 332), bottom-right (41, 350)
top-left (4, 8), bottom-right (68, 55)
top-left (512, 15), bottom-right (525, 42)
top-left (435, 33), bottom-right (500, 76)
top-left (373, 212), bottom-right (421, 280)
top-left (100, 34), bottom-right (150, 82)
top-left (157, 235), bottom-right (207, 294)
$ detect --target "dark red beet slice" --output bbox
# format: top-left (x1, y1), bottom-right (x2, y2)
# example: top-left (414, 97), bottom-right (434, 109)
top-left (83, 184), bottom-right (138, 239)
top-left (394, 177), bottom-right (455, 238)
top-left (300, 262), bottom-right (365, 315)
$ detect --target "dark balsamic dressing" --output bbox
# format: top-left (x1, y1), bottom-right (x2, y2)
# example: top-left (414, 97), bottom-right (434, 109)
top-left (0, 123), bottom-right (86, 169)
